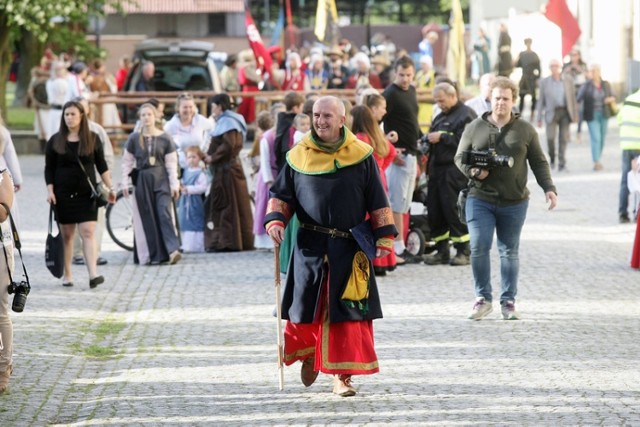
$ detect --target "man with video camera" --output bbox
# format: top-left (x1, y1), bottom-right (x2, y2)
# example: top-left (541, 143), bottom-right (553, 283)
top-left (423, 82), bottom-right (477, 266)
top-left (454, 76), bottom-right (557, 321)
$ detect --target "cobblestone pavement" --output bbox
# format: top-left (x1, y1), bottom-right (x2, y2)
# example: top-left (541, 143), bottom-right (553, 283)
top-left (1, 123), bottom-right (639, 426)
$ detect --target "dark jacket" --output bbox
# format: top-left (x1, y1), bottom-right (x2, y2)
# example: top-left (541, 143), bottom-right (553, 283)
top-left (274, 111), bottom-right (297, 172)
top-left (428, 101), bottom-right (477, 171)
top-left (455, 113), bottom-right (556, 206)
top-left (577, 80), bottom-right (614, 121)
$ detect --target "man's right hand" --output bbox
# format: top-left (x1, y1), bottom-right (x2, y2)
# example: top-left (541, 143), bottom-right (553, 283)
top-left (267, 224), bottom-right (285, 245)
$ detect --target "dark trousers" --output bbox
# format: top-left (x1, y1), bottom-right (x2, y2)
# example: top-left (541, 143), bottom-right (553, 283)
top-left (545, 107), bottom-right (571, 168)
top-left (426, 166), bottom-right (468, 243)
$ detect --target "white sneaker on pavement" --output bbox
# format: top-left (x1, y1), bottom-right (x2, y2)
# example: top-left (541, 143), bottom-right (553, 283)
top-left (468, 297), bottom-right (493, 320)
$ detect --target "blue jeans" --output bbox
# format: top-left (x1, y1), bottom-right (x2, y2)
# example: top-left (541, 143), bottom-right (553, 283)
top-left (586, 111), bottom-right (608, 162)
top-left (466, 197), bottom-right (528, 303)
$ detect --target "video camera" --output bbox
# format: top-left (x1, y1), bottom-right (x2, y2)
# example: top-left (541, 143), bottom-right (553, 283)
top-left (8, 280), bottom-right (30, 313)
top-left (461, 148), bottom-right (514, 169)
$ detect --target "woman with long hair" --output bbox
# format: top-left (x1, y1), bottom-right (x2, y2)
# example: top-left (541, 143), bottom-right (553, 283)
top-left (577, 63), bottom-right (617, 171)
top-left (351, 105), bottom-right (397, 275)
top-left (44, 100), bottom-right (116, 288)
top-left (121, 103), bottom-right (182, 265)
top-left (204, 93), bottom-right (254, 252)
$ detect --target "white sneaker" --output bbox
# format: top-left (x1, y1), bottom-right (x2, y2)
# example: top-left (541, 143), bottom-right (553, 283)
top-left (501, 301), bottom-right (520, 320)
top-left (468, 297), bottom-right (493, 320)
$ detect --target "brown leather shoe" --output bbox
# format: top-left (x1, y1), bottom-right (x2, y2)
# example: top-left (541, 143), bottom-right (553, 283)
top-left (300, 357), bottom-right (319, 387)
top-left (332, 374), bottom-right (356, 397)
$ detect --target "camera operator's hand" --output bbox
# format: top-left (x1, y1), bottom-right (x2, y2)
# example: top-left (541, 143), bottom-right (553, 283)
top-left (545, 191), bottom-right (558, 210)
top-left (427, 132), bottom-right (441, 144)
top-left (470, 168), bottom-right (489, 180)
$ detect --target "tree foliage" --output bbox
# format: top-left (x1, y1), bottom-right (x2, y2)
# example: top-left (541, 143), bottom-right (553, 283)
top-left (0, 0), bottom-right (131, 117)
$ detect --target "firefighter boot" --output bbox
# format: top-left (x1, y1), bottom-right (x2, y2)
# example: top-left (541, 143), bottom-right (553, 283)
top-left (424, 240), bottom-right (450, 265)
top-left (450, 242), bottom-right (471, 266)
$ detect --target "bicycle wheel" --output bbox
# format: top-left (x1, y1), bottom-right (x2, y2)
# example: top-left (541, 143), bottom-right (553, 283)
top-left (106, 189), bottom-right (134, 251)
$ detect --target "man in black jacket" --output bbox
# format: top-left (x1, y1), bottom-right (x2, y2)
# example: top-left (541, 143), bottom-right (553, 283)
top-left (424, 83), bottom-right (477, 266)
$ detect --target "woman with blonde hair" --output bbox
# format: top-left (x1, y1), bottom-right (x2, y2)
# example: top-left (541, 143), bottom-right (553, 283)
top-left (577, 63), bottom-right (617, 171)
top-left (351, 105), bottom-right (397, 275)
top-left (164, 92), bottom-right (214, 170)
top-left (121, 103), bottom-right (181, 265)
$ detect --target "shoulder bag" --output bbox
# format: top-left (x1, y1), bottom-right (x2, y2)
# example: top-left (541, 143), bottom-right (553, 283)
top-left (68, 143), bottom-right (109, 207)
top-left (45, 204), bottom-right (65, 278)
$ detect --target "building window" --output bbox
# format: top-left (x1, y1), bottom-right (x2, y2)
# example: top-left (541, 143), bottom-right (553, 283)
top-left (208, 13), bottom-right (226, 35)
top-left (158, 15), bottom-right (177, 36)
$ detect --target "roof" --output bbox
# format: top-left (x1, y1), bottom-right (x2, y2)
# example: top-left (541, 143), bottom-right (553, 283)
top-left (107, 0), bottom-right (243, 14)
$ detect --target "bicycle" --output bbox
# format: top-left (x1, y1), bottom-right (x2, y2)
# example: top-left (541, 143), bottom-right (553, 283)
top-left (106, 187), bottom-right (134, 251)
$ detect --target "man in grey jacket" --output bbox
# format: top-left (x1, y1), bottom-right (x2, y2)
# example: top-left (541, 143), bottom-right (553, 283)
top-left (537, 58), bottom-right (578, 171)
top-left (455, 77), bottom-right (557, 321)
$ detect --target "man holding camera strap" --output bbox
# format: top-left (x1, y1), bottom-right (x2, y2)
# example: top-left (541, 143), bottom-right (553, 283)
top-left (423, 83), bottom-right (477, 266)
top-left (454, 76), bottom-right (557, 321)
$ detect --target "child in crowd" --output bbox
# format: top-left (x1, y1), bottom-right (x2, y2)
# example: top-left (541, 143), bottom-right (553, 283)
top-left (253, 104), bottom-right (285, 250)
top-left (292, 113), bottom-right (311, 145)
top-left (628, 155), bottom-right (640, 219)
top-left (248, 111), bottom-right (275, 192)
top-left (178, 146), bottom-right (208, 253)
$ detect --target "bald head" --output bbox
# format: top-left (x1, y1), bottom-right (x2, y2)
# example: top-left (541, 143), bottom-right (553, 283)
top-left (312, 96), bottom-right (346, 144)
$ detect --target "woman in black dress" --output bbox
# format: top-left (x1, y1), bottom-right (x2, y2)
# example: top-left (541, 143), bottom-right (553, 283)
top-left (45, 100), bottom-right (116, 288)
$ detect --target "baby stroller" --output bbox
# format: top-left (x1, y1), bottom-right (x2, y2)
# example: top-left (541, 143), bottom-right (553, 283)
top-left (405, 178), bottom-right (434, 256)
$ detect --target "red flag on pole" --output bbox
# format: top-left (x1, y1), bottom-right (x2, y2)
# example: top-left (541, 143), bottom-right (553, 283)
top-left (244, 2), bottom-right (272, 77)
top-left (544, 0), bottom-right (581, 57)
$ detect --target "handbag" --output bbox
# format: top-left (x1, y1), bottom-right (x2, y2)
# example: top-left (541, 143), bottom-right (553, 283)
top-left (45, 205), bottom-right (65, 278)
top-left (605, 100), bottom-right (619, 117)
top-left (67, 143), bottom-right (109, 207)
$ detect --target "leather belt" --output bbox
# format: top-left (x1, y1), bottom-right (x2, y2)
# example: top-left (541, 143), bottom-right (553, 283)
top-left (299, 222), bottom-right (353, 239)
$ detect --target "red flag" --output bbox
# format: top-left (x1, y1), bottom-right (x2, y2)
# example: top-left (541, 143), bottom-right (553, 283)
top-left (544, 0), bottom-right (581, 57)
top-left (244, 3), bottom-right (272, 77)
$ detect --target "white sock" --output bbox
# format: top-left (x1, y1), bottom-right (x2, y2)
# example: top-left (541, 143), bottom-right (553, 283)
top-left (394, 239), bottom-right (405, 255)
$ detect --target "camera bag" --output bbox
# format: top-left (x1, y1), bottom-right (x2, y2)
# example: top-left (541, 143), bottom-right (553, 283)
top-left (45, 204), bottom-right (65, 279)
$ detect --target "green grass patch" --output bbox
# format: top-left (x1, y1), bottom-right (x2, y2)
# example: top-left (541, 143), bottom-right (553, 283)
top-left (4, 82), bottom-right (35, 130)
top-left (70, 317), bottom-right (127, 360)
top-left (84, 345), bottom-right (119, 359)
top-left (94, 318), bottom-right (127, 341)
top-left (6, 107), bottom-right (35, 130)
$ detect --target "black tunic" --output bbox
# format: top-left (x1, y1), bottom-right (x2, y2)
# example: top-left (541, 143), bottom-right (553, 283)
top-left (265, 150), bottom-right (396, 324)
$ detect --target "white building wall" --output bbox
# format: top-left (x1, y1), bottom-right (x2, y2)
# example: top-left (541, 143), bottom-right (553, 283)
top-left (470, 0), bottom-right (637, 85)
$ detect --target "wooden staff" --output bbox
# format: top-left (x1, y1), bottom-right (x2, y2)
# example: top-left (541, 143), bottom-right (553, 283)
top-left (274, 245), bottom-right (284, 390)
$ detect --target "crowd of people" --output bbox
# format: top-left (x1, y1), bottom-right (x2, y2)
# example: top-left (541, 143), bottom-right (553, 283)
top-left (0, 31), bottom-right (638, 397)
